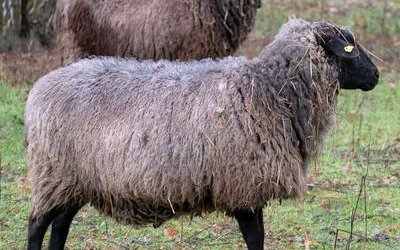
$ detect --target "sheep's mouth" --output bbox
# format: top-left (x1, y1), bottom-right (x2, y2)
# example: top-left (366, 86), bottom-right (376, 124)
top-left (360, 81), bottom-right (378, 91)
top-left (339, 77), bottom-right (379, 91)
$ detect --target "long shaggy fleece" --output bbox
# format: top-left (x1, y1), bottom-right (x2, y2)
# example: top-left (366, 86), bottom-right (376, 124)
top-left (55, 0), bottom-right (261, 65)
top-left (26, 18), bottom-right (338, 226)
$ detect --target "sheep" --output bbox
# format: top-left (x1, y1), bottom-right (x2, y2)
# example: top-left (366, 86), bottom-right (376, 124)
top-left (55, 0), bottom-right (261, 65)
top-left (25, 18), bottom-right (379, 250)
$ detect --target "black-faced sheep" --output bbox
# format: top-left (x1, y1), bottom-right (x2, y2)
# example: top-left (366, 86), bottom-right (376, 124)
top-left (55, 0), bottom-right (261, 65)
top-left (25, 18), bottom-right (379, 250)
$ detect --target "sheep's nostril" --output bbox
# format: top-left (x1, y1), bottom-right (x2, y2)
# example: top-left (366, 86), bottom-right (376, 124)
top-left (375, 70), bottom-right (379, 79)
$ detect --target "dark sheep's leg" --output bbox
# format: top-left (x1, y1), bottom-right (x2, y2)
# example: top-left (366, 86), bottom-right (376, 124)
top-left (48, 205), bottom-right (82, 250)
top-left (234, 207), bottom-right (264, 250)
top-left (27, 210), bottom-right (59, 250)
top-left (258, 208), bottom-right (265, 247)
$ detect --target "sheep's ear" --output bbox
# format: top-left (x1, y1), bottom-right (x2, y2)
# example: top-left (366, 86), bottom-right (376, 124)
top-left (322, 36), bottom-right (360, 58)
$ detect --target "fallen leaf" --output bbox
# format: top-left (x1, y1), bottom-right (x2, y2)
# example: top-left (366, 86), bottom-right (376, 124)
top-left (320, 199), bottom-right (331, 208)
top-left (212, 224), bottom-right (222, 234)
top-left (164, 226), bottom-right (177, 238)
top-left (384, 224), bottom-right (400, 233)
top-left (341, 162), bottom-right (352, 173)
top-left (347, 110), bottom-right (357, 119)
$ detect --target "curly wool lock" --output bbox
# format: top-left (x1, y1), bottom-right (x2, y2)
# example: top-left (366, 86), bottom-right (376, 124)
top-left (27, 19), bottom-right (345, 227)
top-left (55, 0), bottom-right (261, 65)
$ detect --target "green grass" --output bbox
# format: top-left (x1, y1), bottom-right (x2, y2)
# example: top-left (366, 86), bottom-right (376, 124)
top-left (1, 72), bottom-right (399, 250)
top-left (1, 0), bottom-right (400, 249)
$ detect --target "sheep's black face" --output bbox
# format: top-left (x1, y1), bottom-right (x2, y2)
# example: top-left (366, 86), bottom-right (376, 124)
top-left (337, 46), bottom-right (379, 91)
top-left (320, 28), bottom-right (379, 91)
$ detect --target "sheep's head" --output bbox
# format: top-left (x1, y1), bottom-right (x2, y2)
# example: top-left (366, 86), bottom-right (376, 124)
top-left (314, 23), bottom-right (379, 91)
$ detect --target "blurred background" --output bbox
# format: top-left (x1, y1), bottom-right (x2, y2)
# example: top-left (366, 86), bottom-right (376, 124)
top-left (0, 0), bottom-right (399, 249)
top-left (0, 0), bottom-right (398, 84)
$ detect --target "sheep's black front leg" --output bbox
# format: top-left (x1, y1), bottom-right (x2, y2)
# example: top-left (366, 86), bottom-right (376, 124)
top-left (48, 205), bottom-right (81, 250)
top-left (234, 207), bottom-right (264, 250)
top-left (27, 210), bottom-right (59, 250)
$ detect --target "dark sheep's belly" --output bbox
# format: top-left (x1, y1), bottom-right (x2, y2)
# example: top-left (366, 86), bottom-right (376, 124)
top-left (89, 195), bottom-right (213, 227)
top-left (89, 197), bottom-right (174, 227)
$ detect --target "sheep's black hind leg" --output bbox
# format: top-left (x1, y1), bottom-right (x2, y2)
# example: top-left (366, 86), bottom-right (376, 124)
top-left (234, 207), bottom-right (264, 250)
top-left (27, 210), bottom-right (59, 250)
top-left (48, 205), bottom-right (81, 250)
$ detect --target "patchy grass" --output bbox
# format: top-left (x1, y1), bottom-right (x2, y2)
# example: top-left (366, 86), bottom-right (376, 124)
top-left (1, 0), bottom-right (400, 249)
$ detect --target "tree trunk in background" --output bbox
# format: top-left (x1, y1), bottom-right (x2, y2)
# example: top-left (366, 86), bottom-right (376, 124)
top-left (1, 0), bottom-right (15, 35)
top-left (20, 0), bottom-right (30, 38)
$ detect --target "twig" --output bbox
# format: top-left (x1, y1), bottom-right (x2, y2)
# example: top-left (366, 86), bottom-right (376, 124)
top-left (346, 176), bottom-right (365, 250)
top-left (336, 229), bottom-right (396, 249)
top-left (363, 176), bottom-right (368, 248)
top-left (167, 197), bottom-right (176, 214)
top-left (363, 131), bottom-right (373, 246)
top-left (334, 229), bottom-right (339, 250)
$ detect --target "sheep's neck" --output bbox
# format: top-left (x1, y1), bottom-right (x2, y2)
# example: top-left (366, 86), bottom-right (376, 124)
top-left (245, 56), bottom-right (338, 165)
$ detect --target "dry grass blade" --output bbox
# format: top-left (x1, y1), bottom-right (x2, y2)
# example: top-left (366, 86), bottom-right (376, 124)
top-left (358, 42), bottom-right (385, 63)
top-left (345, 176), bottom-right (365, 249)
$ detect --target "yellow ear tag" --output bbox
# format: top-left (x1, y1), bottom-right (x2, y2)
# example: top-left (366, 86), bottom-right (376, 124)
top-left (344, 45), bottom-right (354, 53)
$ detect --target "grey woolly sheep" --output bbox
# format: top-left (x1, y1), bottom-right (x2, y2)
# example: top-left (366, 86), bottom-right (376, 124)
top-left (55, 0), bottom-right (261, 65)
top-left (26, 18), bottom-right (379, 250)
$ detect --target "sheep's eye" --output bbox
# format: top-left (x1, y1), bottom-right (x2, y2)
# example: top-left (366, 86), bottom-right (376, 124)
top-left (344, 45), bottom-right (354, 53)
